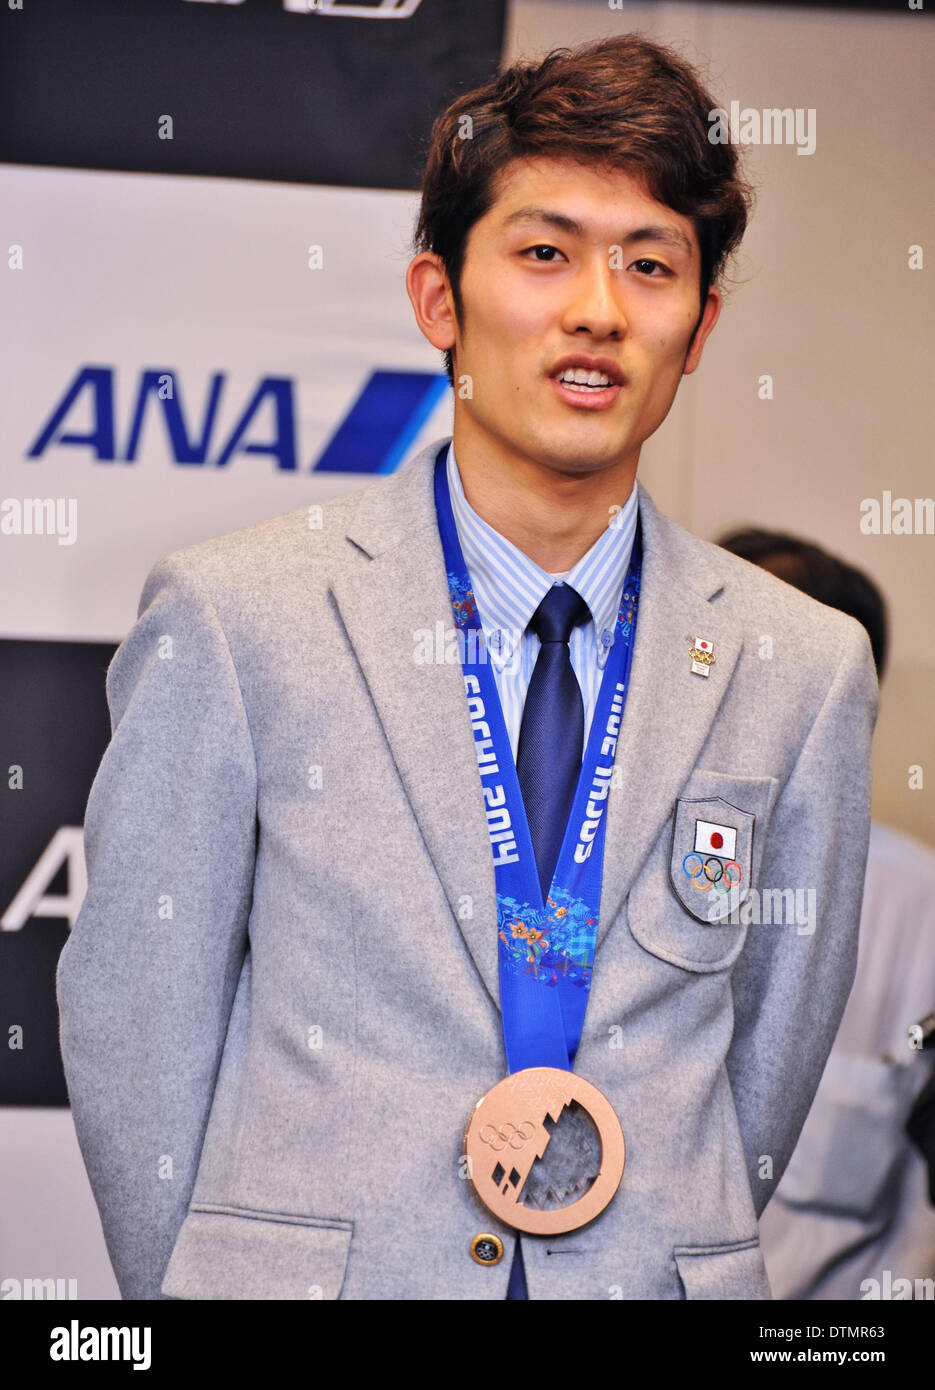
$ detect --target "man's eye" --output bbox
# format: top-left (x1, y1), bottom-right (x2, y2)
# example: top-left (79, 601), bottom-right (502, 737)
top-left (631, 258), bottom-right (668, 276)
top-left (525, 245), bottom-right (564, 262)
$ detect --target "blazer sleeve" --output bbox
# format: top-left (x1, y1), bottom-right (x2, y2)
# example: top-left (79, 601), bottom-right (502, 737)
top-left (55, 554), bottom-right (257, 1300)
top-left (724, 617), bottom-right (878, 1219)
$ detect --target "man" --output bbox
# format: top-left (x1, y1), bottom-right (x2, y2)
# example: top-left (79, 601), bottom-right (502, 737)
top-left (718, 529), bottom-right (935, 1300)
top-left (56, 34), bottom-right (878, 1301)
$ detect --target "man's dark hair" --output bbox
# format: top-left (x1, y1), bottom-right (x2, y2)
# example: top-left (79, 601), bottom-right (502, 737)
top-left (718, 528), bottom-right (888, 679)
top-left (414, 32), bottom-right (754, 385)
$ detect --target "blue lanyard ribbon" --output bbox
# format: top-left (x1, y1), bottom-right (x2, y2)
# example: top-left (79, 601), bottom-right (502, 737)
top-left (433, 451), bottom-right (642, 1074)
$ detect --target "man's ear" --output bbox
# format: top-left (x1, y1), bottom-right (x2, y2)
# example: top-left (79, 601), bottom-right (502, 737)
top-left (682, 287), bottom-right (722, 376)
top-left (406, 252), bottom-right (458, 353)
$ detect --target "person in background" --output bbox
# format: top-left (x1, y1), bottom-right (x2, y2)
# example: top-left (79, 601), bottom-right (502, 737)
top-left (719, 528), bottom-right (935, 1300)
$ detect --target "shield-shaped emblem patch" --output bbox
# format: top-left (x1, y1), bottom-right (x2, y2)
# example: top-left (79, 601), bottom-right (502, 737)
top-left (669, 796), bottom-right (755, 924)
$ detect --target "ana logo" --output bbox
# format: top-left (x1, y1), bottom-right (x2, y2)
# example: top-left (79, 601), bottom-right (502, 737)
top-left (26, 367), bottom-right (448, 475)
top-left (1, 828), bottom-right (88, 931)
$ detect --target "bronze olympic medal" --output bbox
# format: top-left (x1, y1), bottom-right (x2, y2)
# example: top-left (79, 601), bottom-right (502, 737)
top-left (463, 1066), bottom-right (626, 1235)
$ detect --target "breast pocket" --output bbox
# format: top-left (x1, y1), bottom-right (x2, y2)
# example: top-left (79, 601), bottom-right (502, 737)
top-left (627, 769), bottom-right (780, 973)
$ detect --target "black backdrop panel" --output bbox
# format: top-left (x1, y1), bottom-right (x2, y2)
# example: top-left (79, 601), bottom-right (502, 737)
top-left (713, 0), bottom-right (927, 9)
top-left (1, 639), bottom-right (116, 1106)
top-left (0, 0), bottom-right (507, 191)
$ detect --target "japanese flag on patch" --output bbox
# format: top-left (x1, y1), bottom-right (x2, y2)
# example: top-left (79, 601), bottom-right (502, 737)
top-left (694, 819), bottom-right (737, 860)
top-left (694, 638), bottom-right (713, 654)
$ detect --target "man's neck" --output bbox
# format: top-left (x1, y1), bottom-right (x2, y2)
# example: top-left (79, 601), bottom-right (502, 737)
top-left (452, 437), bottom-right (638, 573)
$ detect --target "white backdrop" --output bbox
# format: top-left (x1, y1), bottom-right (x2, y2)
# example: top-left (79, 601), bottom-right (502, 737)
top-left (0, 164), bottom-right (453, 642)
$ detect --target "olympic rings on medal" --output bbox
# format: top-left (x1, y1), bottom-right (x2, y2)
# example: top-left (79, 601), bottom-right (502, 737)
top-left (681, 853), bottom-right (742, 894)
top-left (478, 1121), bottom-right (536, 1153)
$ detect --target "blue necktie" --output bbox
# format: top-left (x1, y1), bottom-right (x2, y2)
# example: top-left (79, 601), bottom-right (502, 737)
top-left (506, 582), bottom-right (590, 1300)
top-left (517, 582), bottom-right (591, 900)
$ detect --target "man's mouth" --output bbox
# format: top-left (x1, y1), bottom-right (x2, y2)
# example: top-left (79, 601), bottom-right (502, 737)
top-left (555, 367), bottom-right (615, 393)
top-left (549, 357), bottom-right (624, 409)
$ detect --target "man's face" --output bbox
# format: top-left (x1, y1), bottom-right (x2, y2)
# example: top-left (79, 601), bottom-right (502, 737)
top-left (439, 157), bottom-right (720, 480)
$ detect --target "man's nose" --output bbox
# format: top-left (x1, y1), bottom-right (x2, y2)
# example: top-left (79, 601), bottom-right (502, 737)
top-left (561, 258), bottom-right (628, 340)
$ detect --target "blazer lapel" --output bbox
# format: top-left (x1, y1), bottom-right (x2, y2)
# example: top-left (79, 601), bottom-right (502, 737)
top-left (596, 484), bottom-right (745, 951)
top-left (328, 440), bottom-right (502, 1007)
top-left (328, 447), bottom-right (746, 1001)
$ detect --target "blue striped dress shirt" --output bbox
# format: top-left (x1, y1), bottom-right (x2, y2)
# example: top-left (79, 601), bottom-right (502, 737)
top-left (445, 442), bottom-right (639, 764)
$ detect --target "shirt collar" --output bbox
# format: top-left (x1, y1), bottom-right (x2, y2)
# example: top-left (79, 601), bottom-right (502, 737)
top-left (444, 442), bottom-right (638, 672)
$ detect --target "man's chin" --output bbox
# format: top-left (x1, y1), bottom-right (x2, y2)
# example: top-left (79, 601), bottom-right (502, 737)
top-left (531, 436), bottom-right (637, 478)
top-left (456, 413), bottom-right (638, 478)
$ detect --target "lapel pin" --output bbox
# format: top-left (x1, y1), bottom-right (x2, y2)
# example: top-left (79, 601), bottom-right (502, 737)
top-left (689, 637), bottom-right (716, 677)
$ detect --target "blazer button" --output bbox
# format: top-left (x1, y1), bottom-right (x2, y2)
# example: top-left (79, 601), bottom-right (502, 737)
top-left (470, 1233), bottom-right (504, 1266)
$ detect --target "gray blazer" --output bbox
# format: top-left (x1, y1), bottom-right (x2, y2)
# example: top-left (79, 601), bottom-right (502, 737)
top-left (56, 438), bottom-right (878, 1300)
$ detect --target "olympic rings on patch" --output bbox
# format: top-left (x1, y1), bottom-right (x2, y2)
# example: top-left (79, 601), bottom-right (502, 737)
top-left (682, 853), bottom-right (742, 894)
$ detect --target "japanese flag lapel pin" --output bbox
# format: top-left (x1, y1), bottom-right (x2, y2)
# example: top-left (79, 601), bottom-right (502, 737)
top-left (689, 637), bottom-right (716, 677)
